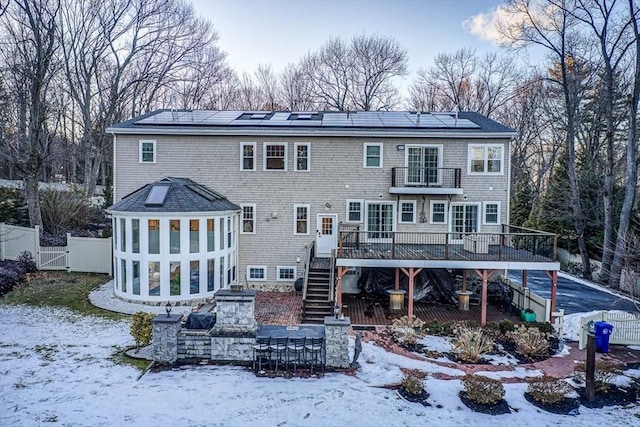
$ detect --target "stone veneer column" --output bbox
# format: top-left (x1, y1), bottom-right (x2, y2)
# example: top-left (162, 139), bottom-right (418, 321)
top-left (210, 289), bottom-right (258, 362)
top-left (324, 316), bottom-right (351, 369)
top-left (152, 314), bottom-right (182, 363)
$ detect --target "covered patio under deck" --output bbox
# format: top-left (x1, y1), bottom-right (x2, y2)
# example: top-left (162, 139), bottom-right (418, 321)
top-left (334, 224), bottom-right (561, 326)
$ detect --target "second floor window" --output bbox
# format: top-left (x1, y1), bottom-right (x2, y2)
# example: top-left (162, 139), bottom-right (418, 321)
top-left (294, 204), bottom-right (309, 235)
top-left (241, 204), bottom-right (255, 234)
top-left (469, 144), bottom-right (503, 174)
top-left (264, 143), bottom-right (287, 170)
top-left (241, 143), bottom-right (256, 170)
top-left (364, 143), bottom-right (383, 168)
top-left (295, 143), bottom-right (310, 171)
top-left (139, 140), bottom-right (156, 163)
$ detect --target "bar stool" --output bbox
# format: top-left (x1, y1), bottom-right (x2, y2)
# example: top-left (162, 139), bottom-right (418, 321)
top-left (304, 337), bottom-right (325, 374)
top-left (286, 337), bottom-right (306, 373)
top-left (268, 337), bottom-right (288, 373)
top-left (253, 336), bottom-right (271, 372)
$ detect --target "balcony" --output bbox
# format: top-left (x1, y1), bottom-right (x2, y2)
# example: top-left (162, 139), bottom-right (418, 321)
top-left (337, 224), bottom-right (558, 266)
top-left (390, 167), bottom-right (462, 195)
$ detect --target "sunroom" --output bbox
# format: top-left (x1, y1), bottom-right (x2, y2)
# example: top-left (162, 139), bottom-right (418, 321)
top-left (108, 177), bottom-right (241, 304)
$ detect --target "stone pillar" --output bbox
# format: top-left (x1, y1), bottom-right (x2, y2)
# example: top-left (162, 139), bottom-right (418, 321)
top-left (324, 316), bottom-right (350, 369)
top-left (152, 314), bottom-right (182, 363)
top-left (210, 289), bottom-right (258, 362)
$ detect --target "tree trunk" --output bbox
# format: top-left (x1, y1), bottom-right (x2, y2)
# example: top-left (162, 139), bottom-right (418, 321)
top-left (24, 174), bottom-right (42, 228)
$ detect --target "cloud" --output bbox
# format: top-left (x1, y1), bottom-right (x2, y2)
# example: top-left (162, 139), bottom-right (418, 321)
top-left (463, 5), bottom-right (528, 44)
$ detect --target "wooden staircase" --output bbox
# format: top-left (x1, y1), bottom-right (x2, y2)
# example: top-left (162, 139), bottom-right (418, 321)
top-left (302, 266), bottom-right (333, 323)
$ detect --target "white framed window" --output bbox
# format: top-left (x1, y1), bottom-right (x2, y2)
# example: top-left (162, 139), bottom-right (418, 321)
top-left (363, 143), bottom-right (383, 168)
top-left (468, 144), bottom-right (504, 174)
top-left (139, 140), bottom-right (156, 163)
top-left (293, 204), bottom-right (310, 235)
top-left (346, 199), bottom-right (363, 223)
top-left (263, 142), bottom-right (287, 170)
top-left (240, 142), bottom-right (256, 171)
top-left (483, 201), bottom-right (501, 225)
top-left (294, 143), bottom-right (310, 171)
top-left (430, 200), bottom-right (448, 224)
top-left (399, 201), bottom-right (416, 224)
top-left (277, 266), bottom-right (296, 282)
top-left (365, 201), bottom-right (395, 240)
top-left (240, 204), bottom-right (256, 234)
top-left (247, 265), bottom-right (266, 281)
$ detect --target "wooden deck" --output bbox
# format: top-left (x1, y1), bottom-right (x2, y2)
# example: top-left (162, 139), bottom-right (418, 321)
top-left (341, 294), bottom-right (522, 326)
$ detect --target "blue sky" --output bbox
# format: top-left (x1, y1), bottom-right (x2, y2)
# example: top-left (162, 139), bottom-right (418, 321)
top-left (191, 0), bottom-right (508, 84)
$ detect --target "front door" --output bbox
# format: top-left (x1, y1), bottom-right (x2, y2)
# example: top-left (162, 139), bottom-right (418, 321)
top-left (316, 214), bottom-right (338, 257)
top-left (450, 203), bottom-right (479, 243)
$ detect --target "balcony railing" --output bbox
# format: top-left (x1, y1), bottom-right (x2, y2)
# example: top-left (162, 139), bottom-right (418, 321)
top-left (391, 167), bottom-right (461, 189)
top-left (338, 224), bottom-right (557, 263)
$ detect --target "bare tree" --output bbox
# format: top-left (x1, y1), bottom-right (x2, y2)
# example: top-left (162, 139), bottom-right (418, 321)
top-left (279, 63), bottom-right (315, 111)
top-left (255, 64), bottom-right (281, 110)
top-left (0, 0), bottom-right (61, 227)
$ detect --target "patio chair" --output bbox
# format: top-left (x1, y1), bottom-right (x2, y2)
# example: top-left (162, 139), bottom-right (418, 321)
top-left (304, 337), bottom-right (325, 375)
top-left (286, 337), bottom-right (306, 373)
top-left (253, 336), bottom-right (271, 372)
top-left (268, 337), bottom-right (288, 373)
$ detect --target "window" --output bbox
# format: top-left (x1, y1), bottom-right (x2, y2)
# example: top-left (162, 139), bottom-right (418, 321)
top-left (366, 202), bottom-right (394, 239)
top-left (148, 261), bottom-right (160, 296)
top-left (132, 219), bottom-right (140, 253)
top-left (247, 266), bottom-right (266, 281)
top-left (169, 220), bottom-right (180, 254)
top-left (406, 145), bottom-right (442, 185)
top-left (190, 219), bottom-right (199, 253)
top-left (399, 201), bottom-right (416, 224)
top-left (363, 143), bottom-right (383, 168)
top-left (120, 218), bottom-right (126, 251)
top-left (120, 259), bottom-right (127, 292)
top-left (241, 204), bottom-right (255, 234)
top-left (148, 219), bottom-right (160, 254)
top-left (207, 218), bottom-right (215, 251)
top-left (240, 142), bottom-right (256, 171)
top-left (264, 142), bottom-right (287, 170)
top-left (207, 259), bottom-right (215, 292)
top-left (346, 200), bottom-right (363, 222)
top-left (277, 266), bottom-right (296, 282)
top-left (294, 204), bottom-right (309, 235)
top-left (483, 202), bottom-right (501, 225)
top-left (468, 144), bottom-right (504, 174)
top-left (294, 143), bottom-right (310, 171)
top-left (139, 140), bottom-right (156, 163)
top-left (132, 261), bottom-right (140, 295)
top-left (430, 201), bottom-right (447, 224)
top-left (170, 261), bottom-right (180, 295)
top-left (190, 261), bottom-right (200, 294)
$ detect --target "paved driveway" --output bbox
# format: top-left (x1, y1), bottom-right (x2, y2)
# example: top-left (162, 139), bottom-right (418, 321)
top-left (507, 270), bottom-right (639, 315)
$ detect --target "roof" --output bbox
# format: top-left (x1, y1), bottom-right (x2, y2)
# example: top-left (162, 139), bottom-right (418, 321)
top-left (108, 177), bottom-right (240, 213)
top-left (107, 110), bottom-right (516, 138)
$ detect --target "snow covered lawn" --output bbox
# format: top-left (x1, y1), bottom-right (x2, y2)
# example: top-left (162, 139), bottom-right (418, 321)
top-left (1, 304), bottom-right (638, 426)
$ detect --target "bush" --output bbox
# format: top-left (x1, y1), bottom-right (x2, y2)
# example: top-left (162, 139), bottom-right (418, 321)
top-left (0, 188), bottom-right (29, 226)
top-left (573, 360), bottom-right (623, 394)
top-left (401, 369), bottom-right (426, 395)
top-left (452, 324), bottom-right (494, 363)
top-left (40, 189), bottom-right (101, 236)
top-left (532, 321), bottom-right (555, 335)
top-left (462, 375), bottom-right (505, 404)
top-left (130, 312), bottom-right (156, 350)
top-left (498, 319), bottom-right (515, 334)
top-left (423, 320), bottom-right (454, 336)
top-left (17, 251), bottom-right (37, 273)
top-left (387, 315), bottom-right (426, 346)
top-left (527, 376), bottom-right (574, 404)
top-left (507, 324), bottom-right (551, 361)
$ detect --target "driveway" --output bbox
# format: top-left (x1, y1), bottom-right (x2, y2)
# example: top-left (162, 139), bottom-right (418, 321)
top-left (506, 270), bottom-right (639, 315)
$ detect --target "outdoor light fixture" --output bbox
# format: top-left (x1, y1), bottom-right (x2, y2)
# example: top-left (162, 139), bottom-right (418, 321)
top-left (165, 302), bottom-right (172, 317)
top-left (388, 290), bottom-right (406, 311)
top-left (334, 304), bottom-right (340, 319)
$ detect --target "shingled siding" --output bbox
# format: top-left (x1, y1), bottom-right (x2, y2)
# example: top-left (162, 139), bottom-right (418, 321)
top-left (114, 134), bottom-right (510, 289)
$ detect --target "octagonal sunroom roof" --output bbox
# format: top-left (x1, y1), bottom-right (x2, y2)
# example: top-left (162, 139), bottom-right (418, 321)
top-left (109, 177), bottom-right (240, 213)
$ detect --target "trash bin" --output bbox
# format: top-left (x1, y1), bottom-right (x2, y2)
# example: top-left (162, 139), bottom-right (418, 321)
top-left (594, 321), bottom-right (614, 353)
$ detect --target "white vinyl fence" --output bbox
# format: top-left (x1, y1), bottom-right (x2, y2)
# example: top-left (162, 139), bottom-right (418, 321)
top-left (578, 310), bottom-right (640, 349)
top-left (504, 279), bottom-right (552, 323)
top-left (0, 223), bottom-right (112, 274)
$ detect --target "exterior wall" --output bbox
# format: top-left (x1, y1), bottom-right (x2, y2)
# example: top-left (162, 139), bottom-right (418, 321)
top-left (114, 134), bottom-right (511, 290)
top-left (177, 329), bottom-right (211, 359)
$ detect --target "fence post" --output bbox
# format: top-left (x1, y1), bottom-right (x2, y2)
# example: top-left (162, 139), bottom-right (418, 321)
top-left (35, 225), bottom-right (41, 269)
top-left (0, 222), bottom-right (4, 261)
top-left (66, 233), bottom-right (72, 271)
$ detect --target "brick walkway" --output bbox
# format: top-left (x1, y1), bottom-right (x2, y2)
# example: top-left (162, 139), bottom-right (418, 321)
top-left (254, 291), bottom-right (640, 383)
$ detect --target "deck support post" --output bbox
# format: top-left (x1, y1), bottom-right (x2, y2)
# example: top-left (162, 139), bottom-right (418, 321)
top-left (336, 266), bottom-right (345, 314)
top-left (545, 270), bottom-right (558, 323)
top-left (522, 270), bottom-right (528, 289)
top-left (462, 270), bottom-right (467, 292)
top-left (474, 269), bottom-right (492, 326)
top-left (400, 267), bottom-right (423, 320)
top-left (395, 268), bottom-right (400, 291)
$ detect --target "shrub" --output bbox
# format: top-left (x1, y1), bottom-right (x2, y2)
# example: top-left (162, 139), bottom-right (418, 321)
top-left (507, 324), bottom-right (551, 361)
top-left (532, 322), bottom-right (555, 335)
top-left (401, 369), bottom-right (426, 395)
top-left (387, 315), bottom-right (426, 346)
top-left (17, 251), bottom-right (37, 273)
top-left (130, 312), bottom-right (156, 350)
top-left (423, 320), bottom-right (454, 336)
top-left (0, 187), bottom-right (29, 226)
top-left (452, 325), bottom-right (494, 363)
top-left (498, 319), bottom-right (515, 334)
top-left (462, 375), bottom-right (505, 404)
top-left (40, 189), bottom-right (101, 236)
top-left (573, 360), bottom-right (623, 393)
top-left (527, 376), bottom-right (574, 404)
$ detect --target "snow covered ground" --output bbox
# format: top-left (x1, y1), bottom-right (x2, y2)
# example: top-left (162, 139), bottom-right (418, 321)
top-left (1, 304), bottom-right (639, 427)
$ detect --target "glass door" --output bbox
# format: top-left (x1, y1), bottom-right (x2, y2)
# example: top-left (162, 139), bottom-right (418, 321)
top-left (450, 204), bottom-right (479, 242)
top-left (406, 146), bottom-right (440, 185)
top-left (366, 203), bottom-right (394, 240)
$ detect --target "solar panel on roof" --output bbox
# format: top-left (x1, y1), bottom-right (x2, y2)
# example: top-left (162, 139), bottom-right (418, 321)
top-left (145, 185), bottom-right (170, 206)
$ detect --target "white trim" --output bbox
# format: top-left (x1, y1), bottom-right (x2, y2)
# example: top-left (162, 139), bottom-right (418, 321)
top-left (293, 204), bottom-right (310, 235)
top-left (277, 266), bottom-right (297, 282)
top-left (247, 265), bottom-right (267, 281)
top-left (482, 201), bottom-right (501, 225)
top-left (399, 200), bottom-right (417, 224)
top-left (294, 142), bottom-right (310, 172)
top-left (345, 199), bottom-right (363, 223)
top-left (240, 203), bottom-right (256, 234)
top-left (240, 142), bottom-right (256, 171)
top-left (363, 143), bottom-right (383, 168)
top-left (263, 142), bottom-right (288, 171)
top-left (468, 143), bottom-right (504, 175)
top-left (429, 200), bottom-right (448, 224)
top-left (139, 140), bottom-right (156, 163)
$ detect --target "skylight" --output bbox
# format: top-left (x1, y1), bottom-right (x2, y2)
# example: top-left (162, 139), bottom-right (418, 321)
top-left (145, 185), bottom-right (170, 206)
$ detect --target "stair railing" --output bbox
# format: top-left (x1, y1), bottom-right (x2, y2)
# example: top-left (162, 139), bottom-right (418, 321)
top-left (329, 248), bottom-right (336, 303)
top-left (302, 241), bottom-right (315, 302)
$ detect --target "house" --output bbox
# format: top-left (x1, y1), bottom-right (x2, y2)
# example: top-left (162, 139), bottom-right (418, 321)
top-left (107, 110), bottom-right (560, 324)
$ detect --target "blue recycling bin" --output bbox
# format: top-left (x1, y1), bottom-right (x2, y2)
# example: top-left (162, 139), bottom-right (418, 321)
top-left (594, 321), bottom-right (614, 353)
